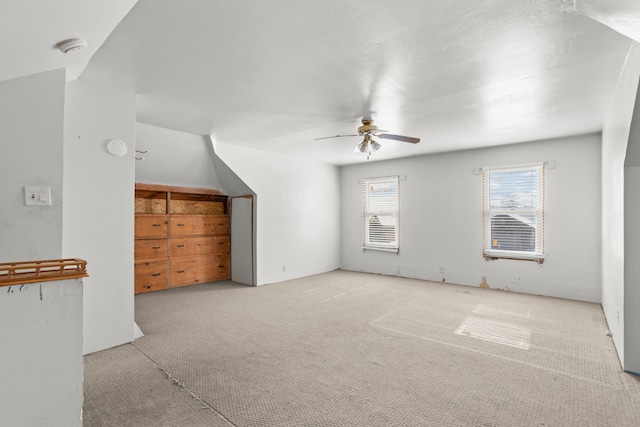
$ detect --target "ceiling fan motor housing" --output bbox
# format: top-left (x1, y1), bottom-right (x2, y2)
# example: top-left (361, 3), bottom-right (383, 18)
top-left (358, 119), bottom-right (379, 135)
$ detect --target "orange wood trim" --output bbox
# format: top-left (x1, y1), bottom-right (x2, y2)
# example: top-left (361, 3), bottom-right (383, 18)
top-left (0, 258), bottom-right (88, 286)
top-left (135, 183), bottom-right (223, 196)
top-left (166, 189), bottom-right (171, 217)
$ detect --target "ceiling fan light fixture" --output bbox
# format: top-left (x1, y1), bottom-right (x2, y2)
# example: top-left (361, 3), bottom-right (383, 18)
top-left (355, 135), bottom-right (381, 160)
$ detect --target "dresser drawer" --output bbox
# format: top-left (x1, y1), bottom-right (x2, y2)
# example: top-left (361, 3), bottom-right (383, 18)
top-left (171, 235), bottom-right (230, 257)
top-left (135, 239), bottom-right (168, 260)
top-left (135, 215), bottom-right (168, 238)
top-left (170, 215), bottom-right (229, 236)
top-left (171, 254), bottom-right (230, 287)
top-left (211, 235), bottom-right (231, 254)
top-left (134, 259), bottom-right (169, 294)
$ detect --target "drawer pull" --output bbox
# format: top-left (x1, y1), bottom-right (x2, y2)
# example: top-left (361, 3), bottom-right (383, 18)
top-left (176, 244), bottom-right (185, 248)
top-left (218, 223), bottom-right (225, 226)
top-left (151, 273), bottom-right (161, 277)
top-left (152, 224), bottom-right (161, 227)
top-left (177, 270), bottom-right (185, 273)
top-left (146, 285), bottom-right (151, 289)
top-left (152, 246), bottom-right (161, 249)
top-left (218, 265), bottom-right (225, 268)
top-left (177, 223), bottom-right (185, 227)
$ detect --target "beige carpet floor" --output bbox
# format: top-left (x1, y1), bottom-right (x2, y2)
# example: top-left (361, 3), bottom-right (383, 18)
top-left (84, 270), bottom-right (640, 426)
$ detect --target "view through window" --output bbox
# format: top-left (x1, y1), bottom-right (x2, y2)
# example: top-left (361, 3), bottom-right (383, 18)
top-left (483, 165), bottom-right (544, 261)
top-left (362, 176), bottom-right (399, 252)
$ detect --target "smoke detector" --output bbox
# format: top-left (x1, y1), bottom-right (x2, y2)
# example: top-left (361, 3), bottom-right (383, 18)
top-left (56, 38), bottom-right (87, 54)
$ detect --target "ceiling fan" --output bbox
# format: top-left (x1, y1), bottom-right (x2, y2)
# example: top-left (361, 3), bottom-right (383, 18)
top-left (315, 118), bottom-right (420, 160)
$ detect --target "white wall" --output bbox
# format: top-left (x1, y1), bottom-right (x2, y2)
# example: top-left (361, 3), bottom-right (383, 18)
top-left (0, 71), bottom-right (85, 426)
top-left (601, 43), bottom-right (640, 368)
top-left (208, 139), bottom-right (257, 285)
top-left (622, 44), bottom-right (640, 374)
top-left (209, 142), bottom-right (254, 197)
top-left (213, 142), bottom-right (341, 285)
top-left (136, 122), bottom-right (223, 189)
top-left (63, 78), bottom-right (137, 354)
top-left (341, 134), bottom-right (602, 302)
top-left (0, 279), bottom-right (83, 427)
top-left (0, 70), bottom-right (65, 262)
top-left (625, 166), bottom-right (640, 373)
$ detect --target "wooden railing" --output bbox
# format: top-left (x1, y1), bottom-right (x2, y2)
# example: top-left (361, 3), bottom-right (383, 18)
top-left (0, 259), bottom-right (88, 286)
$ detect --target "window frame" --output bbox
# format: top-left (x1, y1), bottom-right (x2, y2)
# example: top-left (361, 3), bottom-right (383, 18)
top-left (361, 175), bottom-right (400, 253)
top-left (482, 164), bottom-right (545, 263)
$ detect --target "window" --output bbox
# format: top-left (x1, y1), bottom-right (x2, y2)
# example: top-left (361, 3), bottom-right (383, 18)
top-left (483, 164), bottom-right (544, 261)
top-left (362, 176), bottom-right (399, 252)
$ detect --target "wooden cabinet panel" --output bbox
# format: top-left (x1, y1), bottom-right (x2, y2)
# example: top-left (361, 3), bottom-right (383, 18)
top-left (135, 260), bottom-right (169, 294)
top-left (170, 215), bottom-right (229, 236)
top-left (135, 239), bottom-right (168, 260)
top-left (171, 236), bottom-right (230, 257)
top-left (135, 215), bottom-right (168, 238)
top-left (171, 254), bottom-right (230, 287)
top-left (134, 184), bottom-right (230, 294)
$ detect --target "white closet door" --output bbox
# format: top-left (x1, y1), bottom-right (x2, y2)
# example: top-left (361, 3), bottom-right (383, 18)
top-left (231, 196), bottom-right (253, 285)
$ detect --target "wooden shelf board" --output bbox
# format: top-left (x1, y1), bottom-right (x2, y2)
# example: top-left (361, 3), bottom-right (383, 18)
top-left (136, 183), bottom-right (223, 196)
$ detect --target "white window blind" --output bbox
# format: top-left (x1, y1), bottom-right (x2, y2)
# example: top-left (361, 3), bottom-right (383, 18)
top-left (362, 176), bottom-right (399, 252)
top-left (483, 165), bottom-right (544, 261)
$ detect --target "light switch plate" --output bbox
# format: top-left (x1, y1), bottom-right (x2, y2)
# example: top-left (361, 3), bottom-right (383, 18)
top-left (25, 187), bottom-right (51, 206)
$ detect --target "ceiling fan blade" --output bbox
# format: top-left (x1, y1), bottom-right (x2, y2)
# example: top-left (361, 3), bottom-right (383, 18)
top-left (378, 133), bottom-right (420, 144)
top-left (314, 134), bottom-right (359, 141)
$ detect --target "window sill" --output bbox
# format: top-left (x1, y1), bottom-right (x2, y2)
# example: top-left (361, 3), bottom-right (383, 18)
top-left (484, 251), bottom-right (545, 264)
top-left (363, 246), bottom-right (399, 253)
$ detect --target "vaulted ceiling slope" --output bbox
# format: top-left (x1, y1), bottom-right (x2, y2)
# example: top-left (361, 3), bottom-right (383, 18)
top-left (576, 0), bottom-right (640, 42)
top-left (0, 0), bottom-right (137, 82)
top-left (3, 1), bottom-right (639, 165)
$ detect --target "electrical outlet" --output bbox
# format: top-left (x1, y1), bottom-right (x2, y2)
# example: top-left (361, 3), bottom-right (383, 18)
top-left (512, 275), bottom-right (520, 284)
top-left (439, 266), bottom-right (445, 274)
top-left (282, 265), bottom-right (286, 272)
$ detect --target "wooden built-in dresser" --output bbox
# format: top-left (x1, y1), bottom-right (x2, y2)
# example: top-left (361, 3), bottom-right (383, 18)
top-left (134, 183), bottom-right (230, 294)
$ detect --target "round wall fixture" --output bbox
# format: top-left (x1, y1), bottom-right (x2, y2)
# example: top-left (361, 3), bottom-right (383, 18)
top-left (107, 140), bottom-right (127, 157)
top-left (56, 38), bottom-right (87, 54)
